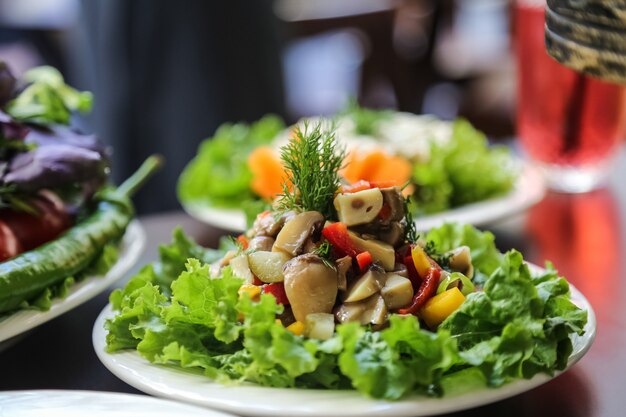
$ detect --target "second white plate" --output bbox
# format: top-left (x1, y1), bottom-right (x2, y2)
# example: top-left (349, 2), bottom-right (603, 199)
top-left (93, 266), bottom-right (594, 417)
top-left (0, 390), bottom-right (234, 417)
top-left (182, 162), bottom-right (545, 232)
top-left (0, 221), bottom-right (146, 347)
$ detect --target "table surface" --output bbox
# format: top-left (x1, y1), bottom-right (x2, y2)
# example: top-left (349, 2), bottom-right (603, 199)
top-left (1, 149), bottom-right (625, 417)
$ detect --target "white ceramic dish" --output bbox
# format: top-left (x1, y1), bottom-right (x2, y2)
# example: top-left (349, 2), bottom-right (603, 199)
top-left (0, 390), bottom-right (234, 417)
top-left (0, 221), bottom-right (145, 348)
top-left (182, 162), bottom-right (545, 232)
top-left (93, 266), bottom-right (594, 417)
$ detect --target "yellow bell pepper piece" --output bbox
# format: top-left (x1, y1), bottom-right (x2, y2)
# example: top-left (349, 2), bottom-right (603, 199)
top-left (238, 284), bottom-right (261, 302)
top-left (286, 321), bottom-right (306, 336)
top-left (411, 245), bottom-right (431, 278)
top-left (419, 287), bottom-right (465, 328)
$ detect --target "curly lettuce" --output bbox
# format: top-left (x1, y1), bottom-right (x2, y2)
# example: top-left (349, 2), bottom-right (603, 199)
top-left (106, 224), bottom-right (587, 400)
top-left (177, 116), bottom-right (284, 209)
top-left (412, 119), bottom-right (517, 214)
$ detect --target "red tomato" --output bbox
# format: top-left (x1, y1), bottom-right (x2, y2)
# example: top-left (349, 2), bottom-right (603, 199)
top-left (263, 282), bottom-right (290, 305)
top-left (1, 191), bottom-right (70, 252)
top-left (0, 221), bottom-right (22, 262)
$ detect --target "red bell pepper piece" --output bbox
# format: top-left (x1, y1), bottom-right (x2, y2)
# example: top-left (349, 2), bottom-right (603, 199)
top-left (398, 268), bottom-right (440, 315)
top-left (356, 251), bottom-right (372, 272)
top-left (340, 180), bottom-right (371, 194)
top-left (321, 222), bottom-right (360, 258)
top-left (252, 275), bottom-right (264, 286)
top-left (403, 253), bottom-right (420, 290)
top-left (263, 282), bottom-right (290, 305)
top-left (369, 180), bottom-right (396, 189)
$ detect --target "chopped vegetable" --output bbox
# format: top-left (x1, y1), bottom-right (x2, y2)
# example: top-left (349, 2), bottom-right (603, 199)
top-left (263, 282), bottom-right (289, 305)
top-left (239, 283), bottom-right (262, 302)
top-left (342, 150), bottom-right (411, 189)
top-left (411, 245), bottom-right (432, 278)
top-left (398, 267), bottom-right (440, 315)
top-left (419, 287), bottom-right (465, 328)
top-left (248, 146), bottom-right (287, 201)
top-left (286, 320), bottom-right (305, 336)
top-left (356, 251), bottom-right (372, 272)
top-left (321, 222), bottom-right (359, 258)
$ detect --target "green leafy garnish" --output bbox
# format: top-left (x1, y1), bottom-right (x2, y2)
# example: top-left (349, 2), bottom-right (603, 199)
top-left (177, 116), bottom-right (284, 209)
top-left (6, 66), bottom-right (93, 125)
top-left (344, 100), bottom-right (391, 136)
top-left (412, 119), bottom-right (516, 214)
top-left (277, 121), bottom-right (345, 218)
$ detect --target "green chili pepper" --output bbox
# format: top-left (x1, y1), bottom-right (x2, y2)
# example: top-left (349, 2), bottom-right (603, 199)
top-left (437, 272), bottom-right (475, 296)
top-left (0, 155), bottom-right (162, 313)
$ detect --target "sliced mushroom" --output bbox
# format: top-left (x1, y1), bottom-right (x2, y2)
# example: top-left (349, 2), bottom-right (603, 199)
top-left (334, 294), bottom-right (388, 325)
top-left (336, 256), bottom-right (352, 292)
top-left (305, 313), bottom-right (335, 340)
top-left (381, 273), bottom-right (413, 309)
top-left (377, 222), bottom-right (406, 247)
top-left (248, 251), bottom-right (291, 283)
top-left (392, 262), bottom-right (409, 278)
top-left (229, 254), bottom-right (254, 284)
top-left (344, 266), bottom-right (387, 303)
top-left (283, 253), bottom-right (338, 322)
top-left (334, 188), bottom-right (383, 226)
top-left (250, 210), bottom-right (295, 238)
top-left (380, 187), bottom-right (405, 223)
top-left (348, 231), bottom-right (395, 271)
top-left (248, 236), bottom-right (275, 252)
top-left (447, 246), bottom-right (473, 279)
top-left (364, 294), bottom-right (388, 325)
top-left (273, 211), bottom-right (324, 256)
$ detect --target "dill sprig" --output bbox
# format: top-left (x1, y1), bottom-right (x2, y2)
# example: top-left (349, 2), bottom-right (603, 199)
top-left (403, 196), bottom-right (419, 243)
top-left (277, 120), bottom-right (345, 218)
top-left (313, 240), bottom-right (336, 270)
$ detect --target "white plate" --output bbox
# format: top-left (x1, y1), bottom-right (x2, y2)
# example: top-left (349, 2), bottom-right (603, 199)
top-left (0, 390), bottom-right (234, 417)
top-left (0, 221), bottom-right (145, 347)
top-left (182, 162), bottom-right (545, 232)
top-left (92, 268), bottom-right (595, 417)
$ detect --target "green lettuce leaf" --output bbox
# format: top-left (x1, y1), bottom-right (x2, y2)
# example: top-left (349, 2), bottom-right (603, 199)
top-left (177, 115), bottom-right (284, 208)
top-left (412, 119), bottom-right (516, 213)
top-left (440, 251), bottom-right (587, 386)
top-left (426, 223), bottom-right (502, 280)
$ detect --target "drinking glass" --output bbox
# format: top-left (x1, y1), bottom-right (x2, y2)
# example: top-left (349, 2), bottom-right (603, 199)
top-left (515, 0), bottom-right (626, 192)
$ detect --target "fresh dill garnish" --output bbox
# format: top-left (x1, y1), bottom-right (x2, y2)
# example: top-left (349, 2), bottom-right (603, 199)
top-left (277, 120), bottom-right (345, 218)
top-left (403, 196), bottom-right (419, 243)
top-left (313, 240), bottom-right (336, 270)
top-left (424, 240), bottom-right (452, 268)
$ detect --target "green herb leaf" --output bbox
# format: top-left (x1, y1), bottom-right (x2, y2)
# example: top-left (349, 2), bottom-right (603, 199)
top-left (277, 120), bottom-right (345, 218)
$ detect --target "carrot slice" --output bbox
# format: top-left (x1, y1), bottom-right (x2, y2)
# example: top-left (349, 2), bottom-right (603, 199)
top-left (341, 150), bottom-right (411, 188)
top-left (248, 147), bottom-right (287, 200)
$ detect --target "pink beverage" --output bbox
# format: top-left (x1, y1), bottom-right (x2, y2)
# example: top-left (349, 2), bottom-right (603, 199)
top-left (515, 1), bottom-right (626, 191)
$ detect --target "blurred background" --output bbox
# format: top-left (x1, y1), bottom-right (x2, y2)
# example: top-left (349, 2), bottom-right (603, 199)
top-left (0, 0), bottom-right (524, 213)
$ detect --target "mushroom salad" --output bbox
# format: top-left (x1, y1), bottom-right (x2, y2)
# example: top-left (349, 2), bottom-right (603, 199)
top-left (106, 120), bottom-right (587, 400)
top-left (218, 181), bottom-right (477, 338)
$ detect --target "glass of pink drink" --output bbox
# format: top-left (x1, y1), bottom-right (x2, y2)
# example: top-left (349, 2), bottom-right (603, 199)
top-left (515, 0), bottom-right (626, 192)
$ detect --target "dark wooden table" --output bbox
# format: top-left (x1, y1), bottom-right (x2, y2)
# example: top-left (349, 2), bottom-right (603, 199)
top-left (0, 149), bottom-right (624, 417)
